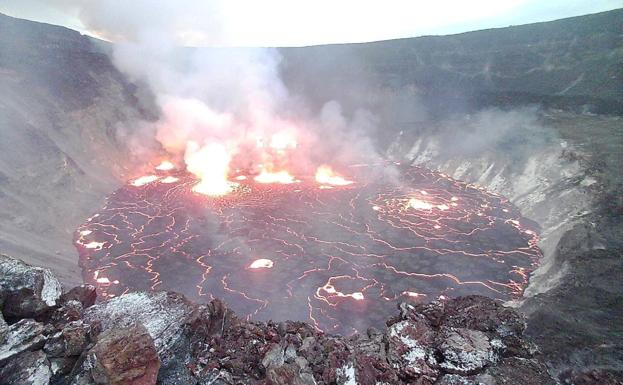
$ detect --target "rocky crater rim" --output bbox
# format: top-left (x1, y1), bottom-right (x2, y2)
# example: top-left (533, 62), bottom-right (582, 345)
top-left (0, 254), bottom-right (559, 385)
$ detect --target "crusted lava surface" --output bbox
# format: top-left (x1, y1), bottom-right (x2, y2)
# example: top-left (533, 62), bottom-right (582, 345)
top-left (75, 164), bottom-right (541, 335)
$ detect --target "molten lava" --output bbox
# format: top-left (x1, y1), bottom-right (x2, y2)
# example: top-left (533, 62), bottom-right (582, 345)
top-left (249, 259), bottom-right (274, 269)
top-left (408, 197), bottom-right (434, 210)
top-left (155, 160), bottom-right (175, 171)
top-left (185, 142), bottom-right (236, 196)
top-left (160, 176), bottom-right (179, 184)
top-left (75, 164), bottom-right (541, 335)
top-left (131, 175), bottom-right (159, 187)
top-left (315, 165), bottom-right (354, 186)
top-left (254, 169), bottom-right (297, 184)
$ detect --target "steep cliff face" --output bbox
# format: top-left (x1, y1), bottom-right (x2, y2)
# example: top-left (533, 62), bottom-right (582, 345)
top-left (280, 8), bottom-right (623, 116)
top-left (0, 14), bottom-right (153, 285)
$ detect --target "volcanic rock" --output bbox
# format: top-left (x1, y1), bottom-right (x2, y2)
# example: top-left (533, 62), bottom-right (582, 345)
top-left (387, 318), bottom-right (438, 380)
top-left (474, 357), bottom-right (556, 385)
top-left (267, 363), bottom-right (317, 385)
top-left (61, 284), bottom-right (97, 308)
top-left (558, 368), bottom-right (623, 385)
top-left (88, 322), bottom-right (160, 385)
top-left (438, 327), bottom-right (495, 375)
top-left (50, 356), bottom-right (80, 377)
top-left (0, 310), bottom-right (7, 343)
top-left (0, 254), bottom-right (62, 319)
top-left (0, 349), bottom-right (51, 385)
top-left (50, 299), bottom-right (84, 326)
top-left (262, 342), bottom-right (287, 369)
top-left (261, 341), bottom-right (317, 385)
top-left (0, 254), bottom-right (559, 385)
top-left (435, 374), bottom-right (476, 385)
top-left (44, 320), bottom-right (90, 357)
top-left (0, 318), bottom-right (46, 364)
top-left (83, 291), bottom-right (196, 384)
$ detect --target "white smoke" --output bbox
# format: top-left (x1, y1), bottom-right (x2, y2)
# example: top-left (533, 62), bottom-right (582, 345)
top-left (58, 0), bottom-right (381, 184)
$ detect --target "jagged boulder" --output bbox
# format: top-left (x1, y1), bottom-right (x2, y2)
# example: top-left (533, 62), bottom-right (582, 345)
top-left (50, 356), bottom-right (80, 379)
top-left (437, 327), bottom-right (495, 375)
top-left (88, 322), bottom-right (160, 385)
top-left (0, 254), bottom-right (63, 319)
top-left (441, 296), bottom-right (524, 335)
top-left (0, 349), bottom-right (51, 385)
top-left (50, 299), bottom-right (85, 326)
top-left (387, 318), bottom-right (438, 381)
top-left (44, 319), bottom-right (90, 357)
top-left (83, 291), bottom-right (197, 384)
top-left (61, 285), bottom-right (97, 308)
top-left (0, 310), bottom-right (7, 343)
top-left (0, 318), bottom-right (46, 363)
top-left (474, 357), bottom-right (556, 385)
top-left (262, 341), bottom-right (317, 385)
top-left (440, 295), bottom-right (531, 357)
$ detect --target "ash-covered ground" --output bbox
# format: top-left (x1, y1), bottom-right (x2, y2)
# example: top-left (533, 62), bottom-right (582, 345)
top-left (76, 164), bottom-right (540, 335)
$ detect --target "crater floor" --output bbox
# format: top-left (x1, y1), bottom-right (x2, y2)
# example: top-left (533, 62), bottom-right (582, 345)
top-left (76, 164), bottom-right (540, 335)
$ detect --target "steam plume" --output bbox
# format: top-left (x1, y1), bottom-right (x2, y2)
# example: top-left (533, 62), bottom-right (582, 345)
top-left (57, 1), bottom-right (382, 189)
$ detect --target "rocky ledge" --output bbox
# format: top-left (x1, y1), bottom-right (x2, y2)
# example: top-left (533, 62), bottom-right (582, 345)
top-left (0, 254), bottom-right (559, 385)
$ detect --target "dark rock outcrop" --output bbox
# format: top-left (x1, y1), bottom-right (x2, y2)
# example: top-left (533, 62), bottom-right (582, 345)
top-left (61, 285), bottom-right (97, 309)
top-left (0, 254), bottom-right (562, 385)
top-left (0, 318), bottom-right (46, 364)
top-left (0, 349), bottom-right (52, 385)
top-left (0, 310), bottom-right (7, 343)
top-left (88, 323), bottom-right (160, 385)
top-left (0, 254), bottom-right (62, 320)
top-left (83, 291), bottom-right (197, 384)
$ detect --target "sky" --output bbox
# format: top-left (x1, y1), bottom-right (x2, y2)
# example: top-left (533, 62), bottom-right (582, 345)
top-left (0, 0), bottom-right (620, 46)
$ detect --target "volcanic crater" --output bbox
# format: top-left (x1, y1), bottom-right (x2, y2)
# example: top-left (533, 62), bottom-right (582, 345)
top-left (76, 162), bottom-right (540, 335)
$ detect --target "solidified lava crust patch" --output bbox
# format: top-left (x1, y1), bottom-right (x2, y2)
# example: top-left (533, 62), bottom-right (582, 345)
top-left (75, 164), bottom-right (541, 335)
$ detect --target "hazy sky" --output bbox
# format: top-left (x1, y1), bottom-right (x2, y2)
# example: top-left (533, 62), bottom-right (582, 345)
top-left (0, 0), bottom-right (620, 46)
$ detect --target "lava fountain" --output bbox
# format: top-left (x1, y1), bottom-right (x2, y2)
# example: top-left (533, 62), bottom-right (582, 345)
top-left (75, 160), bottom-right (540, 335)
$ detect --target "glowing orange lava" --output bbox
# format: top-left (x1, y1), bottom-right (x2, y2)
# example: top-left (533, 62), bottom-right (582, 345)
top-left (94, 270), bottom-right (118, 285)
top-left (186, 142), bottom-right (236, 196)
top-left (254, 169), bottom-right (297, 184)
top-left (249, 258), bottom-right (274, 269)
top-left (315, 165), bottom-right (353, 186)
top-left (84, 241), bottom-right (105, 250)
top-left (160, 176), bottom-right (179, 184)
top-left (131, 175), bottom-right (159, 187)
top-left (402, 291), bottom-right (426, 298)
top-left (155, 160), bottom-right (175, 171)
top-left (76, 164), bottom-right (541, 334)
top-left (408, 198), bottom-right (434, 210)
top-left (319, 282), bottom-right (365, 301)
